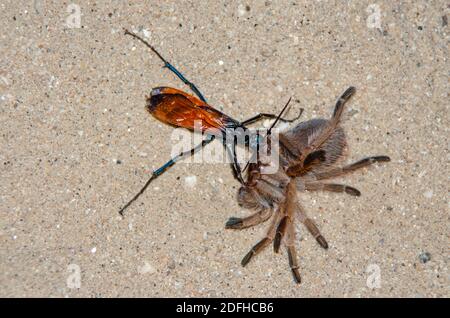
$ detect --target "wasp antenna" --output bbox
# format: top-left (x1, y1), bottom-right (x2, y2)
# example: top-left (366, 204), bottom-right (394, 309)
top-left (267, 97), bottom-right (292, 137)
top-left (240, 97), bottom-right (293, 176)
top-left (123, 28), bottom-right (168, 65)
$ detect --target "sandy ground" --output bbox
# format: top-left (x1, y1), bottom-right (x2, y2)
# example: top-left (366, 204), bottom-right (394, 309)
top-left (1, 1), bottom-right (448, 297)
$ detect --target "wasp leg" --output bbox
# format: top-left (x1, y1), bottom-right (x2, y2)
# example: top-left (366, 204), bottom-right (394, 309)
top-left (241, 108), bottom-right (304, 126)
top-left (225, 142), bottom-right (245, 184)
top-left (119, 135), bottom-right (215, 215)
top-left (124, 29), bottom-right (206, 102)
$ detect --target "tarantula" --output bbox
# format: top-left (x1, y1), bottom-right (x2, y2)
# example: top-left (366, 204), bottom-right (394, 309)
top-left (225, 87), bottom-right (390, 284)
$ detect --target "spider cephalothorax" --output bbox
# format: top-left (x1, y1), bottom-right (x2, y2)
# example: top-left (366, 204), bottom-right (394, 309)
top-left (236, 160), bottom-right (290, 211)
top-left (226, 87), bottom-right (391, 284)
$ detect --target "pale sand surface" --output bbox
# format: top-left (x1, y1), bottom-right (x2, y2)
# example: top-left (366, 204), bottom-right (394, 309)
top-left (0, 1), bottom-right (448, 297)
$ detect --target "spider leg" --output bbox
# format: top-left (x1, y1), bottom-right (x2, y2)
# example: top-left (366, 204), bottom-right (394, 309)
top-left (286, 87), bottom-right (356, 169)
top-left (313, 156), bottom-right (390, 180)
top-left (225, 209), bottom-right (273, 230)
top-left (274, 180), bottom-right (297, 253)
top-left (286, 219), bottom-right (301, 284)
top-left (241, 212), bottom-right (281, 266)
top-left (305, 182), bottom-right (361, 196)
top-left (273, 215), bottom-right (288, 253)
top-left (332, 86), bottom-right (356, 121)
top-left (296, 203), bottom-right (328, 249)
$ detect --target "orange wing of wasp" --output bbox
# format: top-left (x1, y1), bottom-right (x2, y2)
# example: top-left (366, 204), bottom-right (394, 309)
top-left (146, 87), bottom-right (239, 135)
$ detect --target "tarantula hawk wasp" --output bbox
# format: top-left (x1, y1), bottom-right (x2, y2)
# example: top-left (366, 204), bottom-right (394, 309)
top-left (119, 30), bottom-right (390, 284)
top-left (119, 29), bottom-right (302, 215)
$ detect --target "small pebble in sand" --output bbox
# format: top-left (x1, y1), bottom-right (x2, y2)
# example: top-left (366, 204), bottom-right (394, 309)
top-left (184, 175), bottom-right (197, 188)
top-left (419, 252), bottom-right (431, 263)
top-left (238, 4), bottom-right (246, 16)
top-left (174, 281), bottom-right (183, 289)
top-left (91, 247), bottom-right (97, 254)
top-left (218, 60), bottom-right (224, 65)
top-left (142, 29), bottom-right (151, 39)
top-left (423, 190), bottom-right (433, 199)
top-left (138, 261), bottom-right (156, 274)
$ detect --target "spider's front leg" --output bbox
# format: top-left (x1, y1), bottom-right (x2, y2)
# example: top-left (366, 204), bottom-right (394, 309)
top-left (225, 209), bottom-right (273, 230)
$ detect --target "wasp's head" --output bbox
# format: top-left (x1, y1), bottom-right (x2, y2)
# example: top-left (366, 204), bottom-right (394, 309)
top-left (146, 87), bottom-right (166, 113)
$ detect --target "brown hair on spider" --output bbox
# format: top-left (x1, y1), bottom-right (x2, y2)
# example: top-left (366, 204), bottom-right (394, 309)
top-left (225, 86), bottom-right (390, 284)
